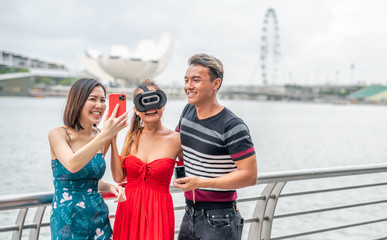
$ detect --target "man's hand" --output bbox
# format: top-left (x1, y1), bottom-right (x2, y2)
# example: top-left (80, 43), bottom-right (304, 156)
top-left (174, 155), bottom-right (257, 191)
top-left (173, 176), bottom-right (201, 192)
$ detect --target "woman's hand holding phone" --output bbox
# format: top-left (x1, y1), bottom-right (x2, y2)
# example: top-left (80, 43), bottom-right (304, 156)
top-left (102, 104), bottom-right (128, 139)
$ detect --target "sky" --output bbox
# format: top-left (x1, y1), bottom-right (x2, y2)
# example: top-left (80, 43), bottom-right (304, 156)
top-left (1, 0), bottom-right (387, 86)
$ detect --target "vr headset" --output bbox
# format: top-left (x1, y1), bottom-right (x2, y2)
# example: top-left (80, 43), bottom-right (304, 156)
top-left (133, 84), bottom-right (167, 112)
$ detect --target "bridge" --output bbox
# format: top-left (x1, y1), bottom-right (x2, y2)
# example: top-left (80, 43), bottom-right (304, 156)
top-left (0, 69), bottom-right (87, 81)
top-left (218, 84), bottom-right (362, 102)
top-left (0, 68), bottom-right (89, 96)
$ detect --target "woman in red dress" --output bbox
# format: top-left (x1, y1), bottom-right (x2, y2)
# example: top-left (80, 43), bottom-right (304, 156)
top-left (111, 79), bottom-right (182, 240)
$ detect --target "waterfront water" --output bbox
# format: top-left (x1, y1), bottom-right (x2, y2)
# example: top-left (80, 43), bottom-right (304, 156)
top-left (1, 96), bottom-right (387, 239)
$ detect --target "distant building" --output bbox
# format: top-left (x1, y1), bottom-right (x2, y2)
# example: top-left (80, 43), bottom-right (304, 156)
top-left (78, 32), bottom-right (173, 86)
top-left (0, 50), bottom-right (66, 70)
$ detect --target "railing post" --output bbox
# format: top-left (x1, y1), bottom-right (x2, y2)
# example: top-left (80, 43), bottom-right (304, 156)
top-left (247, 182), bottom-right (286, 240)
top-left (12, 208), bottom-right (28, 240)
top-left (247, 183), bottom-right (275, 240)
top-left (260, 182), bottom-right (286, 240)
top-left (29, 206), bottom-right (47, 240)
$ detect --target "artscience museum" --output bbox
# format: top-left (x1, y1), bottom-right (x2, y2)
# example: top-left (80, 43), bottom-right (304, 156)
top-left (78, 32), bottom-right (173, 86)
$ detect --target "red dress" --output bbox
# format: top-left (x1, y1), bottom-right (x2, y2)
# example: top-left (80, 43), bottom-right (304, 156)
top-left (113, 155), bottom-right (176, 240)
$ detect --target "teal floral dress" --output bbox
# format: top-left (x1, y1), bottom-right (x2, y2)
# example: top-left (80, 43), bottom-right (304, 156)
top-left (50, 153), bottom-right (112, 240)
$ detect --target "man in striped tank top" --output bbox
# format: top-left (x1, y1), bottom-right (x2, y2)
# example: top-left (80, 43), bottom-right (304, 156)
top-left (174, 53), bottom-right (258, 240)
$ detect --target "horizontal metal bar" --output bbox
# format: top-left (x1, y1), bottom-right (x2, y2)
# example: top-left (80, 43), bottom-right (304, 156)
top-left (174, 205), bottom-right (186, 211)
top-left (0, 221), bottom-right (52, 233)
top-left (18, 223), bottom-right (37, 230)
top-left (281, 182), bottom-right (387, 198)
top-left (275, 199), bottom-right (387, 219)
top-left (169, 187), bottom-right (183, 194)
top-left (244, 217), bottom-right (259, 224)
top-left (373, 236), bottom-right (387, 240)
top-left (41, 222), bottom-right (50, 227)
top-left (237, 195), bottom-right (266, 203)
top-left (0, 225), bottom-right (19, 233)
top-left (0, 192), bottom-right (52, 210)
top-left (271, 217), bottom-right (387, 240)
top-left (257, 163), bottom-right (387, 185)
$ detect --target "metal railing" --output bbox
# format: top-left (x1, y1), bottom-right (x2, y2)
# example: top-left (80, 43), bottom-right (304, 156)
top-left (1, 162), bottom-right (387, 239)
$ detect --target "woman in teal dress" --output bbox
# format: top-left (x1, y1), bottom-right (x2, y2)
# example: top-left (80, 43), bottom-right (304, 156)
top-left (49, 78), bottom-right (128, 239)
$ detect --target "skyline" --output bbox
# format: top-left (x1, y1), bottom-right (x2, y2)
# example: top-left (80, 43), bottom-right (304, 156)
top-left (1, 1), bottom-right (387, 86)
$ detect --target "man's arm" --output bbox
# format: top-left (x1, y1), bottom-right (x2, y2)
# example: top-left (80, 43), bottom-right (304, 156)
top-left (173, 154), bottom-right (257, 191)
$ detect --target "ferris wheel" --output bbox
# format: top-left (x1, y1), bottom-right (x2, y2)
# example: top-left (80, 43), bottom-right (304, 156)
top-left (260, 8), bottom-right (280, 85)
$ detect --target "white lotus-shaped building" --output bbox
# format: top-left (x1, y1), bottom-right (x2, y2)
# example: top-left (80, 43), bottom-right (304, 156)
top-left (79, 33), bottom-right (173, 86)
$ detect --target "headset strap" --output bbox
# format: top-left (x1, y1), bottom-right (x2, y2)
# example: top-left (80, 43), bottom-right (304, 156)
top-left (138, 84), bottom-right (149, 92)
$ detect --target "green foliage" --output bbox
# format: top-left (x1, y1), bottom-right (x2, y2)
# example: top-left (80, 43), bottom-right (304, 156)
top-left (0, 66), bottom-right (29, 74)
top-left (35, 77), bottom-right (52, 84)
top-left (59, 78), bottom-right (77, 86)
top-left (48, 63), bottom-right (65, 69)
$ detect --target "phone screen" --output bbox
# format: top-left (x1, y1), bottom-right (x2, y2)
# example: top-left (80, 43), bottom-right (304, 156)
top-left (108, 93), bottom-right (126, 118)
top-left (175, 166), bottom-right (186, 179)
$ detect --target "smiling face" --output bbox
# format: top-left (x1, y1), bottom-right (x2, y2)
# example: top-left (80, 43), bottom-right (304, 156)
top-left (134, 86), bottom-right (164, 123)
top-left (184, 64), bottom-right (220, 106)
top-left (80, 86), bottom-right (106, 126)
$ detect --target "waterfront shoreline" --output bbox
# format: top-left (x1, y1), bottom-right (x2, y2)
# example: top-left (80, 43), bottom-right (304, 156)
top-left (2, 83), bottom-right (387, 105)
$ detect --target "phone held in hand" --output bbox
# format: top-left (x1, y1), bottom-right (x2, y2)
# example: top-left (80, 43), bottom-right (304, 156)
top-left (175, 166), bottom-right (186, 179)
top-left (108, 93), bottom-right (126, 118)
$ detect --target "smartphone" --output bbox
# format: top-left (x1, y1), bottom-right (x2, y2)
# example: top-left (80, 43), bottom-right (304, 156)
top-left (175, 166), bottom-right (186, 179)
top-left (108, 93), bottom-right (126, 118)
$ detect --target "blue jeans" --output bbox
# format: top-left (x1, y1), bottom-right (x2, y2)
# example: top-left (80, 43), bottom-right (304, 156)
top-left (178, 205), bottom-right (244, 240)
